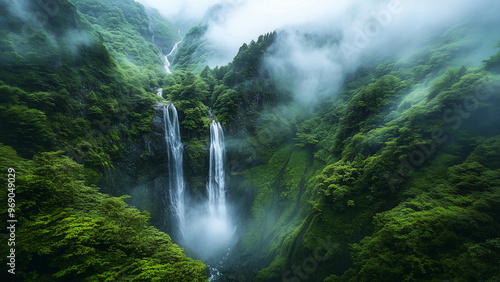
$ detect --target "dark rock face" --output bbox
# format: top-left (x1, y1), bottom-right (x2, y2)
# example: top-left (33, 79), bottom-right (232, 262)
top-left (98, 102), bottom-right (213, 233)
top-left (98, 103), bottom-right (172, 230)
top-left (96, 102), bottom-right (258, 248)
top-left (97, 102), bottom-right (261, 279)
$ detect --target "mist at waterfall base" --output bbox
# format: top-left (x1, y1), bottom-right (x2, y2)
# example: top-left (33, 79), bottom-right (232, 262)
top-left (181, 197), bottom-right (238, 261)
top-left (162, 104), bottom-right (237, 263)
top-left (181, 121), bottom-right (237, 261)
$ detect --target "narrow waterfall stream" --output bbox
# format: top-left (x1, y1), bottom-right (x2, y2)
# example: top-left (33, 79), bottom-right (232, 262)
top-left (147, 13), bottom-right (181, 74)
top-left (207, 120), bottom-right (227, 219)
top-left (162, 103), bottom-right (185, 236)
top-left (164, 29), bottom-right (183, 73)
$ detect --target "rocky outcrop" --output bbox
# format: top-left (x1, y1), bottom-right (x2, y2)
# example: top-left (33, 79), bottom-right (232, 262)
top-left (98, 103), bottom-right (172, 230)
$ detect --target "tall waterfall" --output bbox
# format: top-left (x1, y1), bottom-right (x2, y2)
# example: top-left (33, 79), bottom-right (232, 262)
top-left (169, 113), bottom-right (235, 263)
top-left (207, 121), bottom-right (227, 218)
top-left (163, 103), bottom-right (185, 235)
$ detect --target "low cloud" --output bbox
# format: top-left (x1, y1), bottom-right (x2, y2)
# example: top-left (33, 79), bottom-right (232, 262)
top-left (135, 0), bottom-right (221, 23)
top-left (140, 0), bottom-right (500, 105)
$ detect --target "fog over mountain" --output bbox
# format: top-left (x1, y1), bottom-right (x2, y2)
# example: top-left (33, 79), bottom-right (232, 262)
top-left (140, 0), bottom-right (498, 62)
top-left (2, 0), bottom-right (500, 281)
top-left (139, 0), bottom-right (500, 106)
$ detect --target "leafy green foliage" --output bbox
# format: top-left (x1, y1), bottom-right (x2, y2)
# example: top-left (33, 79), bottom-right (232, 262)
top-left (484, 45), bottom-right (500, 73)
top-left (350, 139), bottom-right (500, 281)
top-left (334, 75), bottom-right (408, 154)
top-left (212, 85), bottom-right (240, 124)
top-left (0, 0), bottom-right (209, 280)
top-left (171, 25), bottom-right (212, 74)
top-left (71, 0), bottom-right (177, 89)
top-left (240, 145), bottom-right (316, 261)
top-left (317, 160), bottom-right (359, 208)
top-left (0, 0), bottom-right (162, 168)
top-left (241, 26), bottom-right (500, 282)
top-left (0, 148), bottom-right (207, 281)
top-left (428, 66), bottom-right (467, 100)
top-left (163, 71), bottom-right (211, 137)
top-left (2, 1), bottom-right (500, 280)
top-left (294, 117), bottom-right (320, 148)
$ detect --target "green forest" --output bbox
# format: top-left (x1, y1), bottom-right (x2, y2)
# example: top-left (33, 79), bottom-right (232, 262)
top-left (1, 0), bottom-right (499, 281)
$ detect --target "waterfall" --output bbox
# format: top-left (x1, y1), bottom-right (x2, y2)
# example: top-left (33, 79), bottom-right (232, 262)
top-left (146, 12), bottom-right (181, 74)
top-left (207, 120), bottom-right (227, 218)
top-left (168, 113), bottom-right (235, 263)
top-left (163, 103), bottom-right (185, 235)
top-left (164, 29), bottom-right (183, 74)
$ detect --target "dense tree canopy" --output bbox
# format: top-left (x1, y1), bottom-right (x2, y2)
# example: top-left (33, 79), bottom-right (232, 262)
top-left (0, 0), bottom-right (499, 281)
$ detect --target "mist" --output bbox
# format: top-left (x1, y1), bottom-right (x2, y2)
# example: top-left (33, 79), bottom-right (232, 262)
top-left (132, 0), bottom-right (500, 267)
top-left (139, 0), bottom-right (500, 62)
top-left (264, 0), bottom-right (500, 106)
top-left (181, 199), bottom-right (238, 260)
top-left (139, 0), bottom-right (500, 106)
top-left (3, 0), bottom-right (95, 58)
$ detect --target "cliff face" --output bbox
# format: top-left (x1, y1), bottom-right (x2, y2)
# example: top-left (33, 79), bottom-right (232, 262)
top-left (97, 103), bottom-right (171, 229)
top-left (97, 102), bottom-right (215, 234)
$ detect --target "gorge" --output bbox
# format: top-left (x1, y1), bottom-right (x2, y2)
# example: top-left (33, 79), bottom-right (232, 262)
top-left (1, 0), bottom-right (500, 281)
top-left (161, 102), bottom-right (235, 276)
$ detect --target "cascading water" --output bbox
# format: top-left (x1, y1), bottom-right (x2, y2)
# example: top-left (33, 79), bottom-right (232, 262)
top-left (181, 116), bottom-right (236, 267)
top-left (202, 119), bottom-right (237, 280)
top-left (207, 120), bottom-right (227, 218)
top-left (162, 103), bottom-right (185, 236)
top-left (158, 108), bottom-right (238, 280)
top-left (146, 13), bottom-right (181, 74)
top-left (164, 29), bottom-right (183, 74)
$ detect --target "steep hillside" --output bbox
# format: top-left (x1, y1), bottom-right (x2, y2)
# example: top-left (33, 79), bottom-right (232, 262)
top-left (163, 17), bottom-right (500, 281)
top-left (0, 0), bottom-right (206, 280)
top-left (170, 24), bottom-right (212, 74)
top-left (235, 25), bottom-right (500, 282)
top-left (70, 0), bottom-right (181, 89)
top-left (1, 0), bottom-right (500, 281)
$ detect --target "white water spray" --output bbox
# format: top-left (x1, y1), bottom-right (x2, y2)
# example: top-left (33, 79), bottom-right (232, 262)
top-left (181, 117), bottom-right (235, 261)
top-left (162, 103), bottom-right (185, 235)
